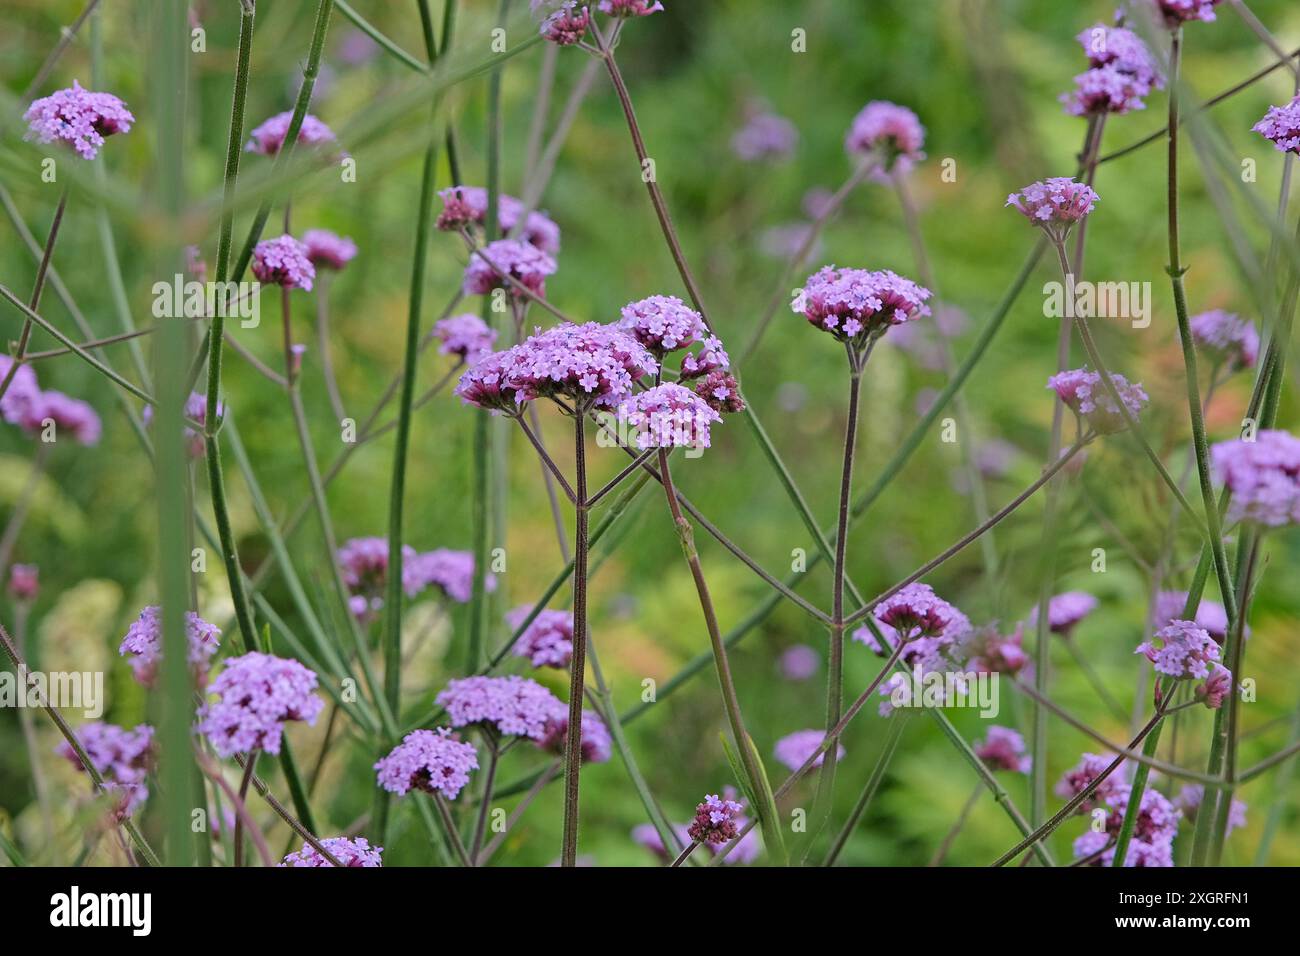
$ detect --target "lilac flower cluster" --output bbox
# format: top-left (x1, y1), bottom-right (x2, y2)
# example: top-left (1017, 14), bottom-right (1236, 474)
top-left (118, 605), bottom-right (221, 688)
top-left (1062, 25), bottom-right (1163, 117)
top-left (1153, 590), bottom-right (1236, 641)
top-left (252, 235), bottom-right (315, 291)
top-left (693, 369), bottom-right (745, 414)
top-left (540, 709), bottom-right (612, 764)
top-left (1190, 310), bottom-right (1259, 371)
top-left (617, 295), bottom-right (707, 355)
top-left (1177, 784), bottom-right (1247, 837)
top-left (508, 607), bottom-right (575, 668)
top-left (0, 356), bottom-right (40, 426)
top-left (409, 548), bottom-right (494, 603)
top-left (1006, 178), bottom-right (1099, 243)
top-left (433, 313), bottom-right (498, 363)
top-left (618, 382), bottom-right (722, 449)
top-left (975, 726), bottom-right (1031, 774)
top-left (56, 722), bottom-right (154, 818)
top-left (1028, 590), bottom-right (1098, 637)
top-left (338, 537), bottom-right (416, 595)
top-left (436, 675), bottom-right (565, 740)
top-left (793, 266), bottom-right (933, 346)
top-left (1073, 785), bottom-right (1180, 867)
top-left (374, 728), bottom-right (479, 799)
top-left (1136, 619), bottom-right (1223, 680)
top-left (1153, 0), bottom-right (1222, 27)
top-left (773, 729), bottom-right (844, 772)
top-left (1211, 430), bottom-right (1300, 526)
top-left (961, 622), bottom-right (1028, 677)
top-left (456, 322), bottom-right (657, 413)
top-left (24, 81), bottom-right (134, 160)
top-left (1255, 95), bottom-right (1300, 154)
top-left (301, 229), bottom-right (358, 271)
top-left (280, 836), bottom-right (384, 867)
top-left (1056, 752), bottom-right (1124, 815)
top-left (463, 238), bottom-right (558, 298)
top-left (198, 652), bottom-right (324, 757)
top-left (1048, 367), bottom-right (1149, 434)
top-left (688, 794), bottom-right (745, 845)
top-left (8, 564), bottom-right (38, 603)
top-left (779, 644), bottom-right (819, 681)
top-left (597, 0), bottom-right (663, 16)
top-left (245, 111), bottom-right (337, 155)
top-left (537, 2), bottom-right (592, 46)
top-left (844, 101), bottom-right (925, 176)
top-left (17, 390), bottom-right (102, 446)
top-left (732, 110), bottom-right (798, 162)
top-left (679, 335), bottom-right (730, 379)
top-left (437, 186), bottom-right (561, 255)
top-left (855, 583), bottom-right (972, 667)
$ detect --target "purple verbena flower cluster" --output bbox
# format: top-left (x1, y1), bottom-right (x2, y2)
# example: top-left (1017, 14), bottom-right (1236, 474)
top-left (436, 675), bottom-right (565, 740)
top-left (56, 722), bottom-right (154, 818)
top-left (540, 709), bottom-right (613, 764)
top-left (844, 101), bottom-right (925, 176)
top-left (437, 186), bottom-right (561, 255)
top-left (975, 726), bottom-right (1031, 774)
top-left (24, 81), bottom-right (133, 160)
top-left (1048, 367), bottom-right (1149, 434)
top-left (774, 729), bottom-right (844, 772)
top-left (1006, 178), bottom-right (1099, 243)
top-left (374, 728), bottom-right (479, 799)
top-left (245, 111), bottom-right (337, 155)
top-left (618, 382), bottom-right (722, 449)
top-left (280, 836), bottom-right (384, 867)
top-left (118, 605), bottom-right (221, 688)
top-left (433, 313), bottom-right (498, 363)
top-left (1028, 590), bottom-right (1098, 636)
top-left (252, 234), bottom-right (315, 291)
top-left (617, 295), bottom-right (706, 355)
top-left (301, 229), bottom-right (358, 271)
top-left (688, 793), bottom-right (745, 845)
top-left (463, 238), bottom-right (558, 298)
top-left (198, 652), bottom-right (324, 757)
top-left (508, 606), bottom-right (575, 668)
top-left (1211, 430), bottom-right (1300, 526)
top-left (793, 266), bottom-right (932, 347)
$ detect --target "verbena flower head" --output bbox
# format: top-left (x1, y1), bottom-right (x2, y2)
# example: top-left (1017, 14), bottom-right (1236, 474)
top-left (1073, 828), bottom-right (1173, 867)
top-left (688, 794), bottom-right (745, 845)
top-left (539, 709), bottom-right (613, 764)
top-left (536, 2), bottom-right (591, 46)
top-left (597, 0), bottom-right (664, 16)
top-left (1072, 783), bottom-right (1179, 867)
top-left (301, 229), bottom-right (357, 271)
top-left (1062, 65), bottom-right (1155, 117)
top-left (869, 583), bottom-right (971, 644)
top-left (501, 322), bottom-right (658, 410)
top-left (252, 235), bottom-right (315, 291)
top-left (693, 370), bottom-right (746, 414)
top-left (732, 110), bottom-right (798, 162)
top-left (8, 564), bottom-right (39, 603)
top-left (617, 295), bottom-right (707, 355)
top-left (779, 644), bottom-right (819, 681)
top-left (409, 548), bottom-right (495, 603)
top-left (436, 675), bottom-right (564, 740)
top-left (454, 346), bottom-right (530, 414)
top-left (141, 390), bottom-right (222, 459)
top-left (632, 822), bottom-right (693, 861)
top-left (1211, 430), bottom-right (1300, 526)
top-left (617, 382), bottom-right (722, 450)
top-left (434, 313), bottom-right (498, 363)
top-left (280, 836), bottom-right (384, 867)
top-left (508, 606), bottom-right (574, 668)
top-left (22, 390), bottom-right (102, 445)
top-left (961, 622), bottom-right (1028, 676)
top-left (1177, 784), bottom-right (1246, 835)
top-left (24, 81), bottom-right (134, 160)
top-left (1136, 619), bottom-right (1222, 679)
top-left (198, 652), bottom-right (324, 757)
top-left (1006, 178), bottom-right (1099, 243)
top-left (1152, 0), bottom-right (1222, 27)
top-left (1153, 590), bottom-right (1237, 641)
top-left (975, 726), bottom-right (1031, 774)
top-left (774, 729), bottom-right (844, 772)
top-left (1255, 95), bottom-right (1300, 155)
top-left (437, 186), bottom-right (561, 254)
top-left (0, 355), bottom-right (41, 426)
top-left (245, 111), bottom-right (336, 155)
top-left (1048, 367), bottom-right (1148, 434)
top-left (1077, 24), bottom-right (1163, 79)
top-left (337, 537), bottom-right (416, 595)
top-left (844, 101), bottom-right (925, 176)
top-left (680, 334), bottom-right (730, 379)
top-left (57, 722), bottom-right (154, 785)
top-left (118, 605), bottom-right (221, 688)
top-left (1189, 310), bottom-right (1259, 371)
top-left (1195, 665), bottom-right (1233, 710)
top-left (793, 266), bottom-right (932, 348)
top-left (374, 728), bottom-right (478, 799)
top-left (463, 239), bottom-right (558, 298)
top-left (1056, 752), bottom-right (1124, 813)
top-left (1028, 590), bottom-right (1098, 636)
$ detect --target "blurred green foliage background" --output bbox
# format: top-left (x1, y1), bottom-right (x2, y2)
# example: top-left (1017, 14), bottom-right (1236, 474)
top-left (2, 0), bottom-right (1299, 866)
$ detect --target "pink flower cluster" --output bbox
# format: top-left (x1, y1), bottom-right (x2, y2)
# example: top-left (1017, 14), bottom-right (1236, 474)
top-left (1153, 590), bottom-right (1236, 642)
top-left (597, 0), bottom-right (663, 16)
top-left (1211, 430), bottom-right (1300, 527)
top-left (433, 313), bottom-right (498, 363)
top-left (374, 728), bottom-right (479, 799)
top-left (618, 382), bottom-right (722, 450)
top-left (961, 622), bottom-right (1029, 676)
top-left (688, 794), bottom-right (745, 845)
top-left (118, 605), bottom-right (222, 688)
top-left (245, 111), bottom-right (337, 156)
top-left (1073, 786), bottom-right (1180, 867)
top-left (1029, 590), bottom-right (1098, 636)
top-left (793, 266), bottom-right (932, 345)
top-left (1136, 619), bottom-right (1223, 680)
top-left (280, 836), bottom-right (384, 867)
top-left (537, 2), bottom-right (592, 46)
top-left (1255, 95), bottom-right (1300, 155)
top-left (509, 606), bottom-right (575, 668)
top-left (1190, 310), bottom-right (1259, 371)
top-left (1177, 784), bottom-right (1247, 837)
top-left (1062, 24), bottom-right (1163, 117)
top-left (732, 110), bottom-right (798, 162)
top-left (1153, 0), bottom-right (1222, 27)
top-left (0, 356), bottom-right (40, 426)
top-left (301, 229), bottom-right (358, 271)
top-left (617, 295), bottom-right (707, 355)
top-left (57, 722), bottom-right (154, 818)
top-left (1048, 367), bottom-right (1148, 434)
top-left (198, 652), bottom-right (324, 757)
top-left (773, 729), bottom-right (844, 772)
top-left (1, 357), bottom-right (101, 446)
top-left (409, 548), bottom-right (493, 603)
top-left (8, 564), bottom-right (38, 603)
top-left (1006, 177), bottom-right (1099, 242)
top-left (539, 709), bottom-right (613, 764)
top-left (844, 101), bottom-right (925, 176)
top-left (975, 726), bottom-right (1031, 774)
top-left (24, 81), bottom-right (134, 160)
top-left (436, 675), bottom-right (565, 740)
top-left (463, 238), bottom-right (558, 298)
top-left (693, 369), bottom-right (745, 414)
top-left (437, 186), bottom-right (561, 255)
top-left (252, 234), bottom-right (315, 291)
